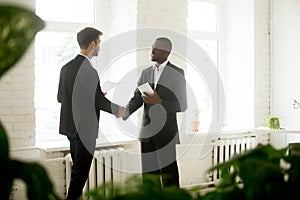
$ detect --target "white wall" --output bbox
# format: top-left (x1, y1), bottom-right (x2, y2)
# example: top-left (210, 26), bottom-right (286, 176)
top-left (272, 0), bottom-right (300, 129)
top-left (254, 0), bottom-right (271, 128)
top-left (220, 0), bottom-right (255, 129)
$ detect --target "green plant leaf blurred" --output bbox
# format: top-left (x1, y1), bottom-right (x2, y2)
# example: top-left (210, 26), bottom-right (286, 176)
top-left (0, 5), bottom-right (45, 77)
top-left (0, 4), bottom-right (60, 200)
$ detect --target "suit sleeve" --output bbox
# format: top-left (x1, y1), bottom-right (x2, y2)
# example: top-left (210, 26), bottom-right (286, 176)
top-left (95, 82), bottom-right (119, 116)
top-left (123, 72), bottom-right (144, 120)
top-left (57, 68), bottom-right (63, 103)
top-left (161, 68), bottom-right (187, 113)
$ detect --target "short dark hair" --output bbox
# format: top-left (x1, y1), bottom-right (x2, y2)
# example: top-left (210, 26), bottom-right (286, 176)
top-left (77, 27), bottom-right (103, 49)
top-left (155, 37), bottom-right (172, 52)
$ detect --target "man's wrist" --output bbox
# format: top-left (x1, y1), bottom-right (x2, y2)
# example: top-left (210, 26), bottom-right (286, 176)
top-left (158, 99), bottom-right (163, 105)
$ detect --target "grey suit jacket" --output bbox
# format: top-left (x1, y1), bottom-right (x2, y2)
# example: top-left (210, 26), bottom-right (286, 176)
top-left (57, 55), bottom-right (119, 144)
top-left (125, 62), bottom-right (187, 146)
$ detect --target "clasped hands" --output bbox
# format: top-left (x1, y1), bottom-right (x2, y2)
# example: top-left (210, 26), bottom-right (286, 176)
top-left (116, 91), bottom-right (162, 118)
top-left (116, 106), bottom-right (127, 118)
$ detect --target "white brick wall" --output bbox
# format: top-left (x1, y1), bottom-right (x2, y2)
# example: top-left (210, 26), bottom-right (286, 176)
top-left (137, 0), bottom-right (187, 33)
top-left (254, 0), bottom-right (271, 127)
top-left (106, 0), bottom-right (137, 36)
top-left (272, 0), bottom-right (300, 129)
top-left (0, 44), bottom-right (36, 148)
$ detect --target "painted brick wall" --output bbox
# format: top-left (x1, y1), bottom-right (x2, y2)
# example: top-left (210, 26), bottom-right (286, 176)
top-left (137, 0), bottom-right (187, 33)
top-left (254, 0), bottom-right (271, 127)
top-left (0, 43), bottom-right (36, 149)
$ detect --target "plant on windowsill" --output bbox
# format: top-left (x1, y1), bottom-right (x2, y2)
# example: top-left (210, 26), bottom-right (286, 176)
top-left (293, 99), bottom-right (300, 110)
top-left (0, 5), bottom-right (59, 200)
top-left (265, 115), bottom-right (282, 130)
top-left (192, 108), bottom-right (200, 132)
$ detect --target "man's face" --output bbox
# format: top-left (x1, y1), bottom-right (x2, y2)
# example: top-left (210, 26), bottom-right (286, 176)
top-left (92, 37), bottom-right (101, 57)
top-left (151, 40), bottom-right (169, 64)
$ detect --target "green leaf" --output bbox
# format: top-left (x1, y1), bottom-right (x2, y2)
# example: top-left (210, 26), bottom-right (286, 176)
top-left (11, 160), bottom-right (59, 200)
top-left (208, 144), bottom-right (287, 173)
top-left (0, 123), bottom-right (9, 160)
top-left (0, 5), bottom-right (45, 77)
top-left (239, 158), bottom-right (284, 200)
top-left (0, 123), bottom-right (10, 199)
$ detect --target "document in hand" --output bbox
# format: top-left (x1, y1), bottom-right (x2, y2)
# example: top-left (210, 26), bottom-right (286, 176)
top-left (138, 83), bottom-right (154, 95)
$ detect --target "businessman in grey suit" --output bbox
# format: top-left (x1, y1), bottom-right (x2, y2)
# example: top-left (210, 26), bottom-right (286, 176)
top-left (57, 27), bottom-right (124, 200)
top-left (123, 37), bottom-right (187, 187)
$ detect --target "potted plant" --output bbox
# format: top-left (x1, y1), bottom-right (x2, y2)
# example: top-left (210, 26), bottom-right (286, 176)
top-left (265, 115), bottom-right (281, 130)
top-left (192, 108), bottom-right (200, 132)
top-left (293, 99), bottom-right (300, 110)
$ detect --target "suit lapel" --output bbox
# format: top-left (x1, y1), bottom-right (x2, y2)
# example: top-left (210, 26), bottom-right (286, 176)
top-left (149, 67), bottom-right (155, 89)
top-left (156, 62), bottom-right (170, 91)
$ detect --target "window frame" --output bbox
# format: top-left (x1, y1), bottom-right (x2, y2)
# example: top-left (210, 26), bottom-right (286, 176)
top-left (186, 0), bottom-right (224, 132)
top-left (34, 0), bottom-right (102, 142)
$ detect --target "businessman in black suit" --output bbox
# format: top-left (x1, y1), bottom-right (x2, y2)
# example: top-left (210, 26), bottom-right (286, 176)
top-left (57, 27), bottom-right (124, 200)
top-left (123, 37), bottom-right (187, 187)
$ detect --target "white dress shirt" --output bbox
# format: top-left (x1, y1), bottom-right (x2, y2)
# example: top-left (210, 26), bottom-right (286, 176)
top-left (79, 53), bottom-right (94, 68)
top-left (153, 60), bottom-right (168, 89)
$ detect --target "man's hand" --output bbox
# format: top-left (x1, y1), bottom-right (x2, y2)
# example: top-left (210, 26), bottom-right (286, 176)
top-left (141, 91), bottom-right (162, 105)
top-left (116, 106), bottom-right (126, 118)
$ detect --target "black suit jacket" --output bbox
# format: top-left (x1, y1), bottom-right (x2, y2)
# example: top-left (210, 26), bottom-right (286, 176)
top-left (126, 62), bottom-right (187, 146)
top-left (57, 55), bottom-right (119, 140)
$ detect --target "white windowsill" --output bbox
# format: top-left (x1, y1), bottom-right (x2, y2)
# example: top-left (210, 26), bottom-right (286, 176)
top-left (35, 134), bottom-right (138, 152)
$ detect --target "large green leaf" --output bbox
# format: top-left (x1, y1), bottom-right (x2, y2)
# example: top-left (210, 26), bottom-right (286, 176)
top-left (0, 5), bottom-right (45, 77)
top-left (0, 123), bottom-right (11, 200)
top-left (12, 160), bottom-right (59, 200)
top-left (208, 144), bottom-right (287, 173)
top-left (0, 123), bottom-right (8, 160)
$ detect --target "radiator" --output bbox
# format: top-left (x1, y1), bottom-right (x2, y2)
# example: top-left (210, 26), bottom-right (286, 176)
top-left (65, 147), bottom-right (125, 196)
top-left (212, 135), bottom-right (256, 181)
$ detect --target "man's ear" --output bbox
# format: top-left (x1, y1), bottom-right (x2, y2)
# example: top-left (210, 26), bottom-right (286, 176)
top-left (90, 41), bottom-right (96, 49)
top-left (163, 51), bottom-right (170, 59)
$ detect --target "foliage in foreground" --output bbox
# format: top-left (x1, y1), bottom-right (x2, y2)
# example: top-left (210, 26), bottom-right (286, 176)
top-left (0, 4), bottom-right (60, 200)
top-left (85, 144), bottom-right (300, 200)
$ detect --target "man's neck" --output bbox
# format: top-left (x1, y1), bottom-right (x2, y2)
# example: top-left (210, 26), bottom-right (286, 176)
top-left (155, 59), bottom-right (168, 66)
top-left (156, 59), bottom-right (167, 65)
top-left (80, 50), bottom-right (92, 59)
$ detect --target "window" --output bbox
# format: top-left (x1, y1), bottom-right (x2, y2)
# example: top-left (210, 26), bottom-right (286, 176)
top-left (187, 0), bottom-right (255, 131)
top-left (187, 0), bottom-right (217, 32)
top-left (35, 32), bottom-right (78, 140)
top-left (36, 0), bottom-right (95, 24)
top-left (186, 0), bottom-right (220, 132)
top-left (34, 0), bottom-right (137, 142)
top-left (34, 0), bottom-right (97, 141)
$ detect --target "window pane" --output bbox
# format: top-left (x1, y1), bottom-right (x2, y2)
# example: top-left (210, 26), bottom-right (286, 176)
top-left (35, 32), bottom-right (78, 136)
top-left (185, 39), bottom-right (218, 130)
top-left (187, 0), bottom-right (217, 32)
top-left (195, 40), bottom-right (218, 67)
top-left (186, 62), bottom-right (212, 130)
top-left (36, 0), bottom-right (95, 23)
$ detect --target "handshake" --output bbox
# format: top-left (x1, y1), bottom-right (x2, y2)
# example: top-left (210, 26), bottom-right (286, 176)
top-left (116, 106), bottom-right (128, 119)
top-left (114, 91), bottom-right (162, 119)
